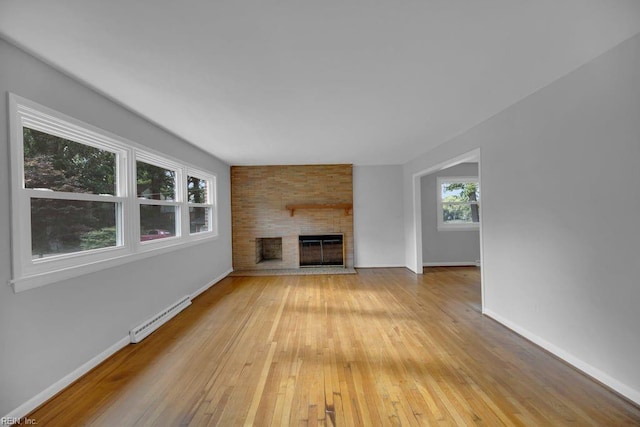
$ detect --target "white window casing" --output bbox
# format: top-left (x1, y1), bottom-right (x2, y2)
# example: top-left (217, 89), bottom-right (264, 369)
top-left (436, 176), bottom-right (480, 231)
top-left (8, 94), bottom-right (219, 292)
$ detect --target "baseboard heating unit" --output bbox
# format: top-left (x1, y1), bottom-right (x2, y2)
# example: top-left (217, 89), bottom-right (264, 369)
top-left (129, 295), bottom-right (192, 343)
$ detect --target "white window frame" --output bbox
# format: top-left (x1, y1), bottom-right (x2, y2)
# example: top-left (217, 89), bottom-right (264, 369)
top-left (8, 94), bottom-right (219, 292)
top-left (135, 153), bottom-right (184, 249)
top-left (436, 176), bottom-right (480, 231)
top-left (185, 169), bottom-right (217, 237)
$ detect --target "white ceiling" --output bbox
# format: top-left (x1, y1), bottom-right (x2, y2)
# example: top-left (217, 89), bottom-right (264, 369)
top-left (1, 1), bottom-right (640, 165)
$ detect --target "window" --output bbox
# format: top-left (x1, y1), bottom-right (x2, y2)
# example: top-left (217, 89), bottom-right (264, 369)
top-left (9, 94), bottom-right (218, 292)
top-left (23, 127), bottom-right (124, 258)
top-left (437, 176), bottom-right (480, 230)
top-left (187, 173), bottom-right (215, 234)
top-left (136, 157), bottom-right (180, 243)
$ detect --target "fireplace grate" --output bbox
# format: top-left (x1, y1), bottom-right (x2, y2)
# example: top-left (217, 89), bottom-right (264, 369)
top-left (299, 234), bottom-right (344, 267)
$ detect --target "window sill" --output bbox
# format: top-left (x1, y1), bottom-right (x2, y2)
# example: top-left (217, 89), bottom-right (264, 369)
top-left (10, 234), bottom-right (219, 293)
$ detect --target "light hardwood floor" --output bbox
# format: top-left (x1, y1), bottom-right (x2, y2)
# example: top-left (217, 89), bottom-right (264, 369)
top-left (28, 267), bottom-right (640, 426)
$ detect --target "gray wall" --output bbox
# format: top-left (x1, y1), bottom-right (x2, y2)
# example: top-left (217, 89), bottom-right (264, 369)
top-left (353, 165), bottom-right (405, 267)
top-left (421, 163), bottom-right (480, 265)
top-left (0, 39), bottom-right (233, 415)
top-left (403, 33), bottom-right (640, 402)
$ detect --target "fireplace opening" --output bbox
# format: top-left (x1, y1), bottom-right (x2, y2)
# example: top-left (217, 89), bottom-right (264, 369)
top-left (256, 237), bottom-right (282, 263)
top-left (299, 234), bottom-right (344, 267)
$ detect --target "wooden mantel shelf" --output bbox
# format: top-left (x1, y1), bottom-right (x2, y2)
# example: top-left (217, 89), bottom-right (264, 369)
top-left (285, 203), bottom-right (352, 217)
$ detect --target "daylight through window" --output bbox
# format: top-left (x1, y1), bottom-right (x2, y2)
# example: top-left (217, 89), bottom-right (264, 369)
top-left (9, 94), bottom-right (218, 291)
top-left (187, 175), bottom-right (214, 234)
top-left (137, 159), bottom-right (179, 242)
top-left (437, 176), bottom-right (480, 230)
top-left (24, 127), bottom-right (121, 258)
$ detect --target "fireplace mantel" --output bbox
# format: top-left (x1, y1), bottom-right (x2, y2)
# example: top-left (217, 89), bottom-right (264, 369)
top-left (285, 203), bottom-right (352, 217)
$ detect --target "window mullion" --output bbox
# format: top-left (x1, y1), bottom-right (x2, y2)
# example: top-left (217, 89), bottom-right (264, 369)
top-left (179, 168), bottom-right (189, 237)
top-left (120, 147), bottom-right (132, 249)
top-left (176, 167), bottom-right (185, 238)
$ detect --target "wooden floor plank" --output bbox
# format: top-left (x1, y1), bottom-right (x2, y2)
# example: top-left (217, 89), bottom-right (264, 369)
top-left (25, 267), bottom-right (640, 426)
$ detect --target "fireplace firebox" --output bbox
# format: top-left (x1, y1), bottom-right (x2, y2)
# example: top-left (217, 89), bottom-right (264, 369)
top-left (299, 234), bottom-right (344, 267)
top-left (256, 237), bottom-right (282, 263)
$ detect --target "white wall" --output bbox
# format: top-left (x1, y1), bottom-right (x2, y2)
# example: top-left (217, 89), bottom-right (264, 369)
top-left (353, 165), bottom-right (405, 267)
top-left (0, 39), bottom-right (233, 416)
top-left (403, 33), bottom-right (640, 403)
top-left (421, 163), bottom-right (480, 265)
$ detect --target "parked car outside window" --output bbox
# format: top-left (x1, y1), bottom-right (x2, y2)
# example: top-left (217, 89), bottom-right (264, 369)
top-left (140, 229), bottom-right (173, 241)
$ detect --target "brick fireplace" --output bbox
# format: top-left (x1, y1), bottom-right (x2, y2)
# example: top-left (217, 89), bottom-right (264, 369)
top-left (231, 164), bottom-right (353, 270)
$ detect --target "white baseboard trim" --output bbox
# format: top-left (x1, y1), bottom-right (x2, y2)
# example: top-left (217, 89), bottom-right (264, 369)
top-left (4, 268), bottom-right (234, 421)
top-left (483, 308), bottom-right (640, 406)
top-left (4, 335), bottom-right (130, 421)
top-left (191, 268), bottom-right (233, 299)
top-left (423, 261), bottom-right (480, 267)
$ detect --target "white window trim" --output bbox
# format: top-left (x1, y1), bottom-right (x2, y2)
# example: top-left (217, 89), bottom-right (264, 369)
top-left (436, 176), bottom-right (480, 231)
top-left (8, 94), bottom-right (219, 293)
top-left (135, 153), bottom-right (184, 250)
top-left (186, 168), bottom-right (218, 237)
